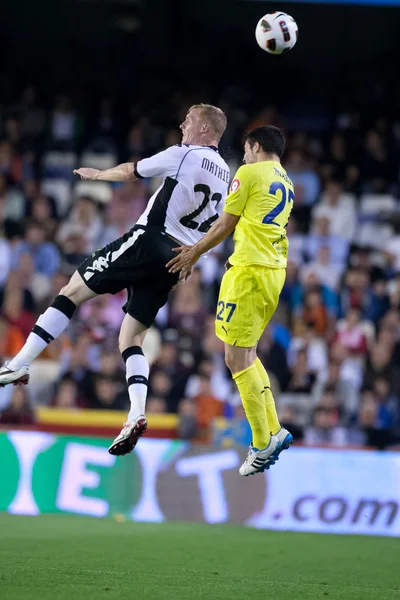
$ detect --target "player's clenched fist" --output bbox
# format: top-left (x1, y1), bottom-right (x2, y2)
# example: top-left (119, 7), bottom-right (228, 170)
top-left (73, 168), bottom-right (100, 180)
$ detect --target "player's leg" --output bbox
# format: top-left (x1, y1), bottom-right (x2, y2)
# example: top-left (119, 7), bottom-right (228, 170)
top-left (255, 267), bottom-right (293, 462)
top-left (224, 343), bottom-right (280, 476)
top-left (108, 315), bottom-right (149, 456)
top-left (254, 356), bottom-right (293, 463)
top-left (0, 271), bottom-right (97, 387)
top-left (215, 266), bottom-right (281, 475)
top-left (108, 230), bottom-right (179, 456)
top-left (254, 357), bottom-right (280, 434)
top-left (225, 343), bottom-right (270, 448)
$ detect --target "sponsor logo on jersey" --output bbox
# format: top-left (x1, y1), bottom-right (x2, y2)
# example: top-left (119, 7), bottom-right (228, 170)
top-left (230, 178), bottom-right (241, 193)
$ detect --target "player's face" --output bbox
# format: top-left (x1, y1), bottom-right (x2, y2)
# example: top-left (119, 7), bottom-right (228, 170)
top-left (243, 140), bottom-right (256, 164)
top-left (180, 109), bottom-right (202, 144)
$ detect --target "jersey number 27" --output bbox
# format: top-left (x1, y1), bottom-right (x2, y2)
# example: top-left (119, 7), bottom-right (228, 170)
top-left (262, 182), bottom-right (294, 226)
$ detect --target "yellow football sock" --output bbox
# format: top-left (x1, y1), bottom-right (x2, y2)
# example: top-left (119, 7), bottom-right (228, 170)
top-left (255, 358), bottom-right (281, 435)
top-left (233, 363), bottom-right (270, 449)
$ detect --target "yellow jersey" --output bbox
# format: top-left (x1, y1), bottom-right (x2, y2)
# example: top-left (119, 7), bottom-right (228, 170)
top-left (224, 161), bottom-right (294, 268)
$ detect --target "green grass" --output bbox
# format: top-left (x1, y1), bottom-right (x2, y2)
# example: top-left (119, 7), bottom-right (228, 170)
top-left (0, 514), bottom-right (399, 600)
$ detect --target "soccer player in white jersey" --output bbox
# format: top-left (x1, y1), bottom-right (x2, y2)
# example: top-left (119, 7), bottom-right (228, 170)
top-left (0, 104), bottom-right (229, 456)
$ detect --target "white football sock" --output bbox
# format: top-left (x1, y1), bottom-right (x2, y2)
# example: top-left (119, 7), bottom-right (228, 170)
top-left (122, 347), bottom-right (149, 421)
top-left (7, 296), bottom-right (76, 370)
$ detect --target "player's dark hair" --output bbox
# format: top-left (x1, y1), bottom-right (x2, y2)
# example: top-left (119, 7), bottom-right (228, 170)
top-left (244, 125), bottom-right (285, 158)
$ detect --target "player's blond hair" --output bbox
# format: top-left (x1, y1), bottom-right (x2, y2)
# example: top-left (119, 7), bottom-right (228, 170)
top-left (189, 103), bottom-right (227, 139)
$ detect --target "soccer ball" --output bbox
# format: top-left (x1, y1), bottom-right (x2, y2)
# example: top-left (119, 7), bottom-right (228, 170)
top-left (255, 12), bottom-right (298, 55)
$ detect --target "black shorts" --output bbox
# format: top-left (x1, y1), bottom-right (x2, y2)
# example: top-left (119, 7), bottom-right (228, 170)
top-left (78, 225), bottom-right (179, 328)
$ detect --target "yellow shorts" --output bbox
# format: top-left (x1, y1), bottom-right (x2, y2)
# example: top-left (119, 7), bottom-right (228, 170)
top-left (215, 266), bottom-right (286, 347)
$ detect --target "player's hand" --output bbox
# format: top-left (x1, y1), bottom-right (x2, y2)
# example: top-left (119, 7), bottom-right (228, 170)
top-left (171, 267), bottom-right (192, 290)
top-left (179, 267), bottom-right (192, 283)
top-left (73, 168), bottom-right (100, 180)
top-left (166, 246), bottom-right (199, 274)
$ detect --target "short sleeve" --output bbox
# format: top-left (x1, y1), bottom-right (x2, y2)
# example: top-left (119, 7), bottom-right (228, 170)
top-left (223, 165), bottom-right (250, 216)
top-left (135, 146), bottom-right (184, 179)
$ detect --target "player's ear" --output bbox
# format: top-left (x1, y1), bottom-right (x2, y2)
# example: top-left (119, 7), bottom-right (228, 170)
top-left (201, 123), bottom-right (210, 133)
top-left (253, 141), bottom-right (261, 154)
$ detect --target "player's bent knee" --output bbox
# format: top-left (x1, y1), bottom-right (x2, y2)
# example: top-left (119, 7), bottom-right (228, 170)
top-left (225, 347), bottom-right (254, 375)
top-left (118, 330), bottom-right (146, 354)
top-left (59, 273), bottom-right (93, 307)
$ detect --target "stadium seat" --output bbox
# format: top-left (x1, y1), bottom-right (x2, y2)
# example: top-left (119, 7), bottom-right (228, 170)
top-left (319, 191), bottom-right (357, 208)
top-left (80, 151), bottom-right (117, 171)
top-left (29, 360), bottom-right (61, 406)
top-left (357, 223), bottom-right (394, 249)
top-left (359, 194), bottom-right (397, 216)
top-left (43, 151), bottom-right (77, 180)
top-left (42, 179), bottom-right (72, 217)
top-left (73, 180), bottom-right (113, 204)
top-left (277, 393), bottom-right (313, 426)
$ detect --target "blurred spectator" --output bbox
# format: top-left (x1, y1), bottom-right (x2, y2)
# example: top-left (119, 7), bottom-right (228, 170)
top-left (385, 223), bottom-right (400, 273)
top-left (52, 375), bottom-right (81, 409)
top-left (15, 252), bottom-right (52, 304)
top-left (363, 343), bottom-right (393, 390)
top-left (358, 389), bottom-right (397, 449)
top-left (302, 289), bottom-right (329, 335)
top-left (98, 198), bottom-right (132, 247)
top-left (332, 308), bottom-right (370, 359)
top-left (301, 246), bottom-right (343, 291)
top-left (49, 95), bottom-right (78, 150)
top-left (287, 348), bottom-right (316, 393)
top-left (169, 280), bottom-right (208, 336)
top-left (0, 271), bottom-right (35, 338)
top-left (340, 268), bottom-right (371, 315)
top-left (290, 322), bottom-right (328, 377)
top-left (284, 150), bottom-right (320, 205)
top-left (148, 370), bottom-right (174, 410)
top-left (0, 172), bottom-right (25, 221)
top-left (305, 404), bottom-right (348, 447)
top-left (192, 370), bottom-right (224, 435)
top-left (12, 220), bottom-right (60, 278)
top-left (313, 359), bottom-right (358, 421)
top-left (146, 396), bottom-right (167, 414)
top-left (305, 215), bottom-right (349, 268)
top-left (85, 374), bottom-right (126, 410)
top-left (257, 327), bottom-right (290, 392)
top-left (57, 196), bottom-right (103, 254)
top-left (312, 180), bottom-right (357, 242)
top-left (14, 86), bottom-right (47, 145)
top-left (0, 386), bottom-right (35, 425)
top-left (286, 219), bottom-right (305, 265)
top-left (359, 130), bottom-right (396, 193)
top-left (0, 316), bottom-right (25, 358)
top-left (177, 398), bottom-right (198, 440)
top-left (290, 271), bottom-right (339, 321)
top-left (0, 233), bottom-right (11, 285)
top-left (26, 194), bottom-right (58, 240)
top-left (365, 279), bottom-right (390, 324)
top-left (59, 332), bottom-right (97, 383)
top-left (278, 405), bottom-right (304, 441)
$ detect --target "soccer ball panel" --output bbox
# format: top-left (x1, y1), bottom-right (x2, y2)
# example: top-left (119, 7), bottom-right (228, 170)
top-left (255, 12), bottom-right (298, 55)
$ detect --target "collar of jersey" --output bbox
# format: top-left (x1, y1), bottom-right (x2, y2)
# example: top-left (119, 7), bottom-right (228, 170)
top-left (179, 144), bottom-right (219, 152)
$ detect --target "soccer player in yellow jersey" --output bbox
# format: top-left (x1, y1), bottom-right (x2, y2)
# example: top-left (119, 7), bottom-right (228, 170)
top-left (167, 126), bottom-right (294, 476)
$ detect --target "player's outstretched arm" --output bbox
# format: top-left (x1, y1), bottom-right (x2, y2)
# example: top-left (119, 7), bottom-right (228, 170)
top-left (73, 163), bottom-right (137, 182)
top-left (167, 212), bottom-right (239, 274)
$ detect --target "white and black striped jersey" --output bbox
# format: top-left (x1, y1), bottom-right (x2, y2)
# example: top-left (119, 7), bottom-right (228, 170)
top-left (134, 144), bottom-right (230, 245)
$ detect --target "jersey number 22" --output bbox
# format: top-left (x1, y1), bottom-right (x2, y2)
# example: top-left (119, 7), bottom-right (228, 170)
top-left (180, 184), bottom-right (222, 233)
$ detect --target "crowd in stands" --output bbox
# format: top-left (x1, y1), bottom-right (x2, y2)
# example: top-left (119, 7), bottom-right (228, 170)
top-left (1, 86), bottom-right (400, 449)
